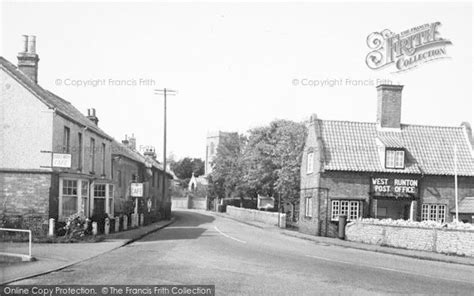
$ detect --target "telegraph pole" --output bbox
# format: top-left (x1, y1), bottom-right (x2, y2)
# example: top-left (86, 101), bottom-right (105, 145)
top-left (154, 88), bottom-right (177, 218)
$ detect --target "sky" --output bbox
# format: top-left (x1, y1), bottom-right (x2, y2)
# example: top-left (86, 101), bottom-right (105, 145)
top-left (1, 1), bottom-right (473, 160)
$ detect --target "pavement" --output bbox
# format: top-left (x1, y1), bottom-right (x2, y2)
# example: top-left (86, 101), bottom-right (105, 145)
top-left (11, 210), bottom-right (474, 295)
top-left (0, 218), bottom-right (175, 285)
top-left (210, 210), bottom-right (474, 266)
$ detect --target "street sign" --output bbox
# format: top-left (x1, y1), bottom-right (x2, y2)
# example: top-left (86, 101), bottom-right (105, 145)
top-left (52, 153), bottom-right (72, 168)
top-left (131, 183), bottom-right (144, 197)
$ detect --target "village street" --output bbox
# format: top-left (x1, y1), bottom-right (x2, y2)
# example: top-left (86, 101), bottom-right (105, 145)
top-left (12, 211), bottom-right (474, 295)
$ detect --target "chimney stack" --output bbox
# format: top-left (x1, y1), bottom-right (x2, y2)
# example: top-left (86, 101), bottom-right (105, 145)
top-left (86, 108), bottom-right (99, 125)
top-left (144, 147), bottom-right (157, 159)
top-left (376, 84), bottom-right (403, 129)
top-left (128, 134), bottom-right (136, 150)
top-left (122, 135), bottom-right (130, 146)
top-left (17, 35), bottom-right (40, 83)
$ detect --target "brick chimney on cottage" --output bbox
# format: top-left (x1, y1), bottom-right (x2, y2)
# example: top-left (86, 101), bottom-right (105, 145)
top-left (144, 147), bottom-right (157, 159)
top-left (121, 134), bottom-right (137, 150)
top-left (376, 84), bottom-right (404, 129)
top-left (17, 35), bottom-right (40, 83)
top-left (86, 108), bottom-right (99, 125)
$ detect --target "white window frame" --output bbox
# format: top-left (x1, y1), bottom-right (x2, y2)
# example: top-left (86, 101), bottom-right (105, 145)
top-left (421, 204), bottom-right (446, 223)
top-left (307, 152), bottom-right (314, 174)
top-left (305, 196), bottom-right (313, 217)
top-left (59, 179), bottom-right (91, 220)
top-left (395, 150), bottom-right (405, 168)
top-left (331, 200), bottom-right (361, 221)
top-left (386, 149), bottom-right (405, 169)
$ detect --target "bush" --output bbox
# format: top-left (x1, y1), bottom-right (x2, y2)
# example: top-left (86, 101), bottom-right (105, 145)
top-left (62, 213), bottom-right (89, 240)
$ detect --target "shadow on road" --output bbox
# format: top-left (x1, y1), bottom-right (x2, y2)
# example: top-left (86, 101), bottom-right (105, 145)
top-left (140, 227), bottom-right (207, 241)
top-left (171, 210), bottom-right (215, 227)
top-left (139, 211), bottom-right (215, 242)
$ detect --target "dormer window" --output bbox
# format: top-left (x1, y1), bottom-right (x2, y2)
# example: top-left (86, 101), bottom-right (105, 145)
top-left (385, 149), bottom-right (405, 169)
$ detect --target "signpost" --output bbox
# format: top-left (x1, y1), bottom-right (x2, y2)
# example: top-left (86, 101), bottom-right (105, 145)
top-left (131, 183), bottom-right (143, 197)
top-left (40, 151), bottom-right (72, 168)
top-left (52, 153), bottom-right (72, 168)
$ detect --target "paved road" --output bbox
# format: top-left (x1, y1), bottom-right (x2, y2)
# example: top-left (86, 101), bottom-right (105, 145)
top-left (13, 210), bottom-right (474, 295)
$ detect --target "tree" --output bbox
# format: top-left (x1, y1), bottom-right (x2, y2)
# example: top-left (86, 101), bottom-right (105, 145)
top-left (209, 133), bottom-right (246, 199)
top-left (169, 157), bottom-right (205, 188)
top-left (240, 120), bottom-right (306, 207)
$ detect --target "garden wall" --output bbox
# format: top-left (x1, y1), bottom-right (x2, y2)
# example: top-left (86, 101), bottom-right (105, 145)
top-left (227, 206), bottom-right (286, 228)
top-left (346, 222), bottom-right (474, 257)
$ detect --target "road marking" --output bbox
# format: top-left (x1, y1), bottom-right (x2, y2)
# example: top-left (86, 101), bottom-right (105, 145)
top-left (305, 255), bottom-right (473, 285)
top-left (214, 226), bottom-right (247, 244)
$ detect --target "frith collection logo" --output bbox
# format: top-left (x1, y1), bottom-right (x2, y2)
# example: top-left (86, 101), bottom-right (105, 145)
top-left (366, 22), bottom-right (452, 73)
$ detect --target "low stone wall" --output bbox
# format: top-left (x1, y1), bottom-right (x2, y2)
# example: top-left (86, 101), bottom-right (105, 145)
top-left (346, 222), bottom-right (474, 257)
top-left (171, 197), bottom-right (189, 210)
top-left (190, 197), bottom-right (207, 210)
top-left (227, 206), bottom-right (286, 228)
top-left (171, 196), bottom-right (207, 210)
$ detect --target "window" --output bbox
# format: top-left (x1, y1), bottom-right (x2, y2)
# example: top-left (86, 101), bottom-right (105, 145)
top-left (63, 127), bottom-right (70, 153)
top-left (331, 200), bottom-right (361, 221)
top-left (81, 181), bottom-right (89, 216)
top-left (101, 143), bottom-right (106, 175)
top-left (386, 149), bottom-right (405, 169)
top-left (108, 184), bottom-right (114, 215)
top-left (304, 196), bottom-right (313, 217)
top-left (307, 152), bottom-right (314, 174)
top-left (78, 133), bottom-right (83, 171)
top-left (421, 204), bottom-right (446, 223)
top-left (118, 170), bottom-right (122, 188)
top-left (90, 138), bottom-right (95, 173)
top-left (62, 179), bottom-right (78, 217)
top-left (94, 184), bottom-right (106, 198)
top-left (152, 171), bottom-right (156, 187)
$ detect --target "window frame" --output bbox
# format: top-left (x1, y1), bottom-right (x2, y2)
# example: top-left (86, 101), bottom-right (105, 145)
top-left (90, 138), bottom-right (96, 173)
top-left (385, 149), bottom-right (405, 169)
top-left (78, 132), bottom-right (83, 171)
top-left (421, 204), bottom-right (446, 223)
top-left (63, 126), bottom-right (70, 153)
top-left (101, 143), bottom-right (106, 176)
top-left (331, 200), bottom-right (361, 221)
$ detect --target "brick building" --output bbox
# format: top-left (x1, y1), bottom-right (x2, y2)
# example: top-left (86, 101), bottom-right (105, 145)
top-left (0, 35), bottom-right (172, 234)
top-left (299, 85), bottom-right (474, 237)
top-left (112, 137), bottom-right (172, 222)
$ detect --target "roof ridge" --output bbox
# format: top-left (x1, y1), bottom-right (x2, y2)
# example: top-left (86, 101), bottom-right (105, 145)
top-left (318, 118), bottom-right (465, 130)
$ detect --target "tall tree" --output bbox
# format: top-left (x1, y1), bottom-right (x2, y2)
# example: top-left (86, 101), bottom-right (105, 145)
top-left (209, 133), bottom-right (246, 199)
top-left (170, 157), bottom-right (205, 187)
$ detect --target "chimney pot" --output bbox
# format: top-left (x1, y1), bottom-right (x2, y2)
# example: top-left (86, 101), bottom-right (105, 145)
top-left (27, 35), bottom-right (36, 54)
top-left (21, 35), bottom-right (28, 53)
top-left (17, 34), bottom-right (39, 83)
top-left (86, 108), bottom-right (99, 126)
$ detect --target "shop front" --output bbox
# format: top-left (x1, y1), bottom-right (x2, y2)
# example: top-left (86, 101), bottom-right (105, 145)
top-left (370, 176), bottom-right (420, 220)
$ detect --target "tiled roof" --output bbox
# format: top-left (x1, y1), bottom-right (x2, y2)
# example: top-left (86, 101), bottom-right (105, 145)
top-left (318, 120), bottom-right (474, 176)
top-left (451, 197), bottom-right (474, 214)
top-left (111, 140), bottom-right (174, 177)
top-left (376, 132), bottom-right (404, 148)
top-left (0, 56), bottom-right (111, 140)
top-left (111, 140), bottom-right (146, 164)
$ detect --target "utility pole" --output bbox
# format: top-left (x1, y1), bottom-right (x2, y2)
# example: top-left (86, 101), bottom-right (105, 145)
top-left (154, 88), bottom-right (177, 219)
top-left (454, 144), bottom-right (459, 222)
